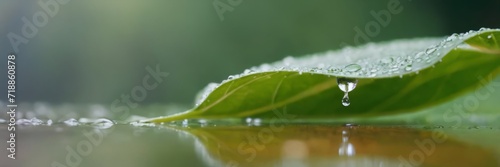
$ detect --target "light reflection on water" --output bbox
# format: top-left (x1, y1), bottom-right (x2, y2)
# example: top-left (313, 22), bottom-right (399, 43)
top-left (4, 122), bottom-right (497, 167)
top-left (0, 104), bottom-right (499, 167)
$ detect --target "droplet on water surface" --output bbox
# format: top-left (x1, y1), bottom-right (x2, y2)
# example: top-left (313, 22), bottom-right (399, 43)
top-left (337, 78), bottom-right (358, 107)
top-left (64, 118), bottom-right (79, 126)
top-left (92, 118), bottom-right (115, 129)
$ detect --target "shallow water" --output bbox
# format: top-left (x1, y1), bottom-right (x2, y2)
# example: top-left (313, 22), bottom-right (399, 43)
top-left (1, 123), bottom-right (499, 167)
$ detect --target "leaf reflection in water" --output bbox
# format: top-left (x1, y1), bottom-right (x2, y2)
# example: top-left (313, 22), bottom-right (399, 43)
top-left (166, 125), bottom-right (497, 167)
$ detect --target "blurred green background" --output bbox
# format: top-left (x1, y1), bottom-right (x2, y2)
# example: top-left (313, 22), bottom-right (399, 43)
top-left (0, 0), bottom-right (499, 106)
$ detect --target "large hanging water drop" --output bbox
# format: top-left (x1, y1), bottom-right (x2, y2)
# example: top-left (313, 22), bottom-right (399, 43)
top-left (337, 77), bottom-right (358, 106)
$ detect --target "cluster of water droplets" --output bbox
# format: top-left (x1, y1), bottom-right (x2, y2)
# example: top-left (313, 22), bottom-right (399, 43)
top-left (7, 117), bottom-right (115, 128)
top-left (0, 116), bottom-right (116, 129)
top-left (0, 102), bottom-right (157, 128)
top-left (16, 117), bottom-right (49, 126)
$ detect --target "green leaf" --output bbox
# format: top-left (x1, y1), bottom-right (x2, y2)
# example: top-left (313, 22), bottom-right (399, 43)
top-left (144, 29), bottom-right (500, 123)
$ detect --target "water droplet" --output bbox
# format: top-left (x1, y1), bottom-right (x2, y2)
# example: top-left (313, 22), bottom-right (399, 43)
top-left (381, 57), bottom-right (394, 64)
top-left (405, 65), bottom-right (412, 71)
top-left (343, 123), bottom-right (357, 127)
top-left (425, 48), bottom-right (436, 54)
top-left (446, 33), bottom-right (458, 42)
top-left (252, 118), bottom-right (262, 126)
top-left (245, 118), bottom-right (252, 124)
top-left (92, 118), bottom-right (114, 129)
top-left (16, 118), bottom-right (44, 126)
top-left (342, 94), bottom-right (350, 106)
top-left (344, 64), bottom-right (361, 72)
top-left (197, 119), bottom-right (208, 126)
top-left (415, 51), bottom-right (425, 58)
top-left (243, 69), bottom-right (254, 75)
top-left (130, 121), bottom-right (156, 127)
top-left (487, 34), bottom-right (493, 39)
top-left (337, 78), bottom-right (358, 92)
top-left (64, 118), bottom-right (79, 126)
top-left (337, 78), bottom-right (358, 107)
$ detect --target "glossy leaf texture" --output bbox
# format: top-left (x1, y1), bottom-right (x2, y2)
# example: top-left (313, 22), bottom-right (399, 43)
top-left (145, 29), bottom-right (500, 123)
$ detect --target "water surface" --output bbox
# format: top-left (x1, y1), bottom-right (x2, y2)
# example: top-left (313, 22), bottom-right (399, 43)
top-left (1, 123), bottom-right (499, 167)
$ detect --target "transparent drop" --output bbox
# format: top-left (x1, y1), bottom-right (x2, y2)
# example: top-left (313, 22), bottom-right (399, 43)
top-left (381, 57), bottom-right (394, 64)
top-left (64, 118), bottom-right (79, 126)
top-left (245, 118), bottom-right (253, 124)
top-left (92, 118), bottom-right (115, 129)
top-left (446, 33), bottom-right (458, 42)
top-left (342, 93), bottom-right (350, 106)
top-left (426, 48), bottom-right (436, 54)
top-left (243, 69), bottom-right (254, 75)
top-left (405, 65), bottom-right (412, 71)
top-left (16, 117), bottom-right (44, 126)
top-left (415, 51), bottom-right (425, 58)
top-left (337, 78), bottom-right (358, 107)
top-left (182, 119), bottom-right (189, 126)
top-left (337, 78), bottom-right (358, 92)
top-left (344, 64), bottom-right (361, 72)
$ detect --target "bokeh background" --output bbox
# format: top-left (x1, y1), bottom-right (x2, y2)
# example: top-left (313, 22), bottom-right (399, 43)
top-left (0, 0), bottom-right (499, 106)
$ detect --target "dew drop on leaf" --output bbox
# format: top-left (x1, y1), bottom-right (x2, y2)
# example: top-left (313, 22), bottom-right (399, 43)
top-left (405, 65), bottom-right (412, 71)
top-left (381, 57), bottom-right (394, 64)
top-left (337, 78), bottom-right (358, 107)
top-left (426, 48), bottom-right (436, 54)
top-left (344, 64), bottom-right (362, 72)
